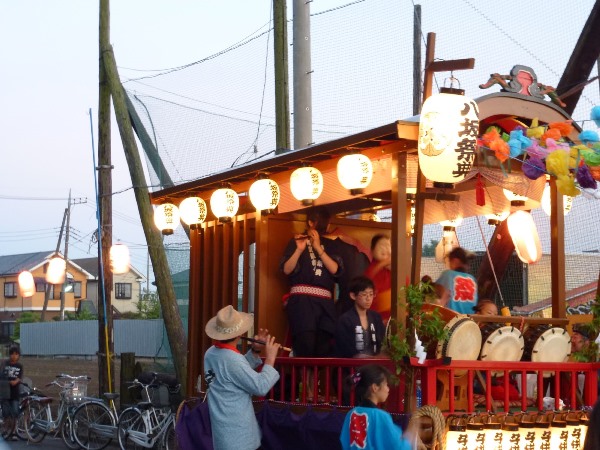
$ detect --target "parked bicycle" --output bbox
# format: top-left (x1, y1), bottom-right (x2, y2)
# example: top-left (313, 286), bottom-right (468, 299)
top-left (71, 391), bottom-right (120, 450)
top-left (22, 373), bottom-right (91, 448)
top-left (0, 377), bottom-right (43, 441)
top-left (117, 372), bottom-right (180, 450)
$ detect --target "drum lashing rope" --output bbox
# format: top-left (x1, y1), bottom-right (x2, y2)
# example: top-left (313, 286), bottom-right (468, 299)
top-left (408, 404), bottom-right (445, 450)
top-left (475, 216), bottom-right (507, 311)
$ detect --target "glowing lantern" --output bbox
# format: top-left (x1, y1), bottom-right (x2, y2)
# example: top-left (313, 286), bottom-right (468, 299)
top-left (179, 197), bottom-right (207, 228)
top-left (18, 271), bottom-right (35, 297)
top-left (503, 189), bottom-right (528, 207)
top-left (154, 203), bottom-right (180, 235)
top-left (337, 154), bottom-right (373, 194)
top-left (549, 414), bottom-right (569, 450)
top-left (418, 91), bottom-right (479, 187)
top-left (566, 412), bottom-right (584, 450)
top-left (507, 211), bottom-right (542, 264)
top-left (445, 416), bottom-right (469, 450)
top-left (465, 416), bottom-right (486, 450)
top-left (485, 210), bottom-right (509, 226)
top-left (541, 183), bottom-right (573, 216)
top-left (410, 204), bottom-right (416, 236)
top-left (210, 187), bottom-right (239, 222)
top-left (110, 244), bottom-right (130, 274)
top-left (290, 166), bottom-right (323, 205)
top-left (46, 257), bottom-right (66, 284)
top-left (249, 178), bottom-right (280, 213)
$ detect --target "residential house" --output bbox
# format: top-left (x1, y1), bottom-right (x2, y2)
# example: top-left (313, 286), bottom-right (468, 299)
top-left (71, 257), bottom-right (145, 316)
top-left (0, 251), bottom-right (92, 341)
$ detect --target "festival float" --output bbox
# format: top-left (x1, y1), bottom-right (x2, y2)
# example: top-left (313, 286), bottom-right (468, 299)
top-left (152, 51), bottom-right (600, 450)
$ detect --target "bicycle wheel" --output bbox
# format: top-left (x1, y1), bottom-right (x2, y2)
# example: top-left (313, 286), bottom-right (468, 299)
top-left (117, 407), bottom-right (147, 450)
top-left (15, 409), bottom-right (29, 441)
top-left (73, 401), bottom-right (115, 450)
top-left (61, 414), bottom-right (81, 449)
top-left (162, 418), bottom-right (177, 450)
top-left (23, 400), bottom-right (49, 443)
top-left (0, 415), bottom-right (15, 439)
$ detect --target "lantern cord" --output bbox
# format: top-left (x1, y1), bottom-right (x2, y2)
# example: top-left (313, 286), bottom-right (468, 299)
top-left (475, 215), bottom-right (506, 308)
top-left (88, 108), bottom-right (114, 396)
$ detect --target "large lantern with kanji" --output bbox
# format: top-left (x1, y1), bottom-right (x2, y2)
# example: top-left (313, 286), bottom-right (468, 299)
top-left (418, 89), bottom-right (479, 187)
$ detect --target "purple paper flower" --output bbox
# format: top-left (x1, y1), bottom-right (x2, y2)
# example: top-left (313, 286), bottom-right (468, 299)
top-left (522, 156), bottom-right (546, 180)
top-left (576, 164), bottom-right (597, 189)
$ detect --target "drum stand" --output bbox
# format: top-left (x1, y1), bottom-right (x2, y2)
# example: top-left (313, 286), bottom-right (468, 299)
top-left (436, 371), bottom-right (469, 411)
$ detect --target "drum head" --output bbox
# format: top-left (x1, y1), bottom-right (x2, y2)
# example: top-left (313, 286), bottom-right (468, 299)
top-left (436, 316), bottom-right (482, 361)
top-left (480, 323), bottom-right (524, 362)
top-left (531, 327), bottom-right (571, 363)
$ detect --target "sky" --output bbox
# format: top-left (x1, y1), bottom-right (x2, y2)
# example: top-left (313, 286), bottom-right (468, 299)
top-left (1, 0), bottom-right (598, 288)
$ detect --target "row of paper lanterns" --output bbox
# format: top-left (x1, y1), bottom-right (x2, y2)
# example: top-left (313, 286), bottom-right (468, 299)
top-left (16, 244), bottom-right (130, 298)
top-left (154, 154), bottom-right (374, 235)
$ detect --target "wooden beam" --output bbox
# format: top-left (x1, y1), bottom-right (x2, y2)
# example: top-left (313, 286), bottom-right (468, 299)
top-left (555, 1), bottom-right (600, 115)
top-left (549, 179), bottom-right (566, 318)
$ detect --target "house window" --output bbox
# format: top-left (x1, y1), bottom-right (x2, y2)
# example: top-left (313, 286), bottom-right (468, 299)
top-left (1, 322), bottom-right (15, 339)
top-left (115, 283), bottom-right (132, 300)
top-left (73, 281), bottom-right (82, 299)
top-left (49, 285), bottom-right (61, 300)
top-left (35, 281), bottom-right (45, 292)
top-left (4, 282), bottom-right (17, 298)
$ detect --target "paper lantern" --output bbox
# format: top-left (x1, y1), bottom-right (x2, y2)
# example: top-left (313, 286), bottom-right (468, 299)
top-left (337, 154), bottom-right (373, 194)
top-left (154, 203), bottom-right (180, 235)
top-left (18, 271), bottom-right (35, 297)
top-left (566, 412), bottom-right (584, 450)
top-left (445, 416), bottom-right (468, 450)
top-left (290, 166), bottom-right (323, 205)
top-left (418, 92), bottom-right (479, 186)
top-left (503, 189), bottom-right (528, 207)
top-left (210, 187), bottom-right (239, 222)
top-left (110, 244), bottom-right (130, 274)
top-left (46, 257), bottom-right (66, 284)
top-left (179, 197), bottom-right (207, 228)
top-left (541, 183), bottom-right (573, 216)
top-left (485, 210), bottom-right (509, 226)
top-left (249, 178), bottom-right (280, 213)
top-left (507, 211), bottom-right (542, 264)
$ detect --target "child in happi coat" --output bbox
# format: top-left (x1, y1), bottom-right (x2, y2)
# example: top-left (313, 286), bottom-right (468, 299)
top-left (340, 364), bottom-right (415, 450)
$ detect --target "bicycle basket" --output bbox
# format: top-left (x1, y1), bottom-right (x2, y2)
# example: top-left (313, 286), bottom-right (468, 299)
top-left (65, 380), bottom-right (89, 404)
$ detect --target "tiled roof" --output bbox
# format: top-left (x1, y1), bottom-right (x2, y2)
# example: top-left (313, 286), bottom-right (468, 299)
top-left (0, 251), bottom-right (55, 275)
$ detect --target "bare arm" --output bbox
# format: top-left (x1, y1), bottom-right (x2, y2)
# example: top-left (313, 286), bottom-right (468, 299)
top-left (282, 239), bottom-right (305, 275)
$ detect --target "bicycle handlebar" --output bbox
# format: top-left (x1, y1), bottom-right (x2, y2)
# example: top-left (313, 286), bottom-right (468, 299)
top-left (56, 374), bottom-right (92, 381)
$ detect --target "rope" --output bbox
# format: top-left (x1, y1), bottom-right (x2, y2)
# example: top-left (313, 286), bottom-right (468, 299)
top-left (408, 404), bottom-right (445, 450)
top-left (474, 215), bottom-right (506, 307)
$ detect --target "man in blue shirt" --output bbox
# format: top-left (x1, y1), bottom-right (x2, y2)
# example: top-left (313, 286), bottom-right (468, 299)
top-left (435, 247), bottom-right (478, 314)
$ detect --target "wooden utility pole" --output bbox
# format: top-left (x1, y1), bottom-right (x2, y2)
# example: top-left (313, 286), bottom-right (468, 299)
top-left (273, 0), bottom-right (290, 154)
top-left (101, 44), bottom-right (188, 392)
top-left (41, 209), bottom-right (67, 322)
top-left (98, 0), bottom-right (115, 396)
top-left (59, 190), bottom-right (72, 321)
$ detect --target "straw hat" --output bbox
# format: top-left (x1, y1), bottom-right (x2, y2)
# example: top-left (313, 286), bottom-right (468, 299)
top-left (205, 305), bottom-right (253, 340)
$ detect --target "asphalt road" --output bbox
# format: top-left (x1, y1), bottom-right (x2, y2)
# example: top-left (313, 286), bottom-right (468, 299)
top-left (1, 435), bottom-right (121, 449)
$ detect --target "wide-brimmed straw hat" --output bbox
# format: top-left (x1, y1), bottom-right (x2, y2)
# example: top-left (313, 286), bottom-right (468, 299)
top-left (205, 305), bottom-right (253, 340)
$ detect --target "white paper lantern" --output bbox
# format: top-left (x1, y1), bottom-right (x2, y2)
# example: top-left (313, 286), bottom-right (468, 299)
top-left (154, 203), bottom-right (180, 235)
top-left (18, 271), bottom-right (35, 297)
top-left (485, 210), bottom-right (510, 226)
top-left (249, 178), bottom-right (280, 213)
top-left (507, 211), bottom-right (542, 264)
top-left (46, 257), bottom-right (66, 284)
top-left (503, 189), bottom-right (529, 206)
top-left (210, 188), bottom-right (239, 222)
top-left (541, 183), bottom-right (573, 216)
top-left (418, 92), bottom-right (479, 186)
top-left (110, 244), bottom-right (130, 274)
top-left (179, 197), bottom-right (207, 227)
top-left (337, 154), bottom-right (373, 194)
top-left (290, 166), bottom-right (323, 205)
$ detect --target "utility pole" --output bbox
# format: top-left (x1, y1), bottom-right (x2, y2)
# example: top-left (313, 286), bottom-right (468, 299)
top-left (98, 0), bottom-right (115, 397)
top-left (273, 0), bottom-right (290, 154)
top-left (41, 209), bottom-right (67, 322)
top-left (292, 0), bottom-right (312, 149)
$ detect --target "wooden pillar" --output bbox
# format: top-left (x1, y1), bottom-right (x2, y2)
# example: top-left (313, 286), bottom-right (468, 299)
top-left (549, 178), bottom-right (566, 318)
top-left (187, 226), bottom-right (202, 397)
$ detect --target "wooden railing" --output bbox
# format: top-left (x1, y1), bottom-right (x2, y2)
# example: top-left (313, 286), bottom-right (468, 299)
top-left (268, 356), bottom-right (600, 414)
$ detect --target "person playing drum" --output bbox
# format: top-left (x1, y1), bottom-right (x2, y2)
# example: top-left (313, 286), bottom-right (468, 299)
top-left (434, 247), bottom-right (478, 314)
top-left (472, 299), bottom-right (498, 317)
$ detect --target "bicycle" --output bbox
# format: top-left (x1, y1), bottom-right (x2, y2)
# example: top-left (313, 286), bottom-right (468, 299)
top-left (117, 372), bottom-right (180, 450)
top-left (22, 373), bottom-right (91, 448)
top-left (71, 391), bottom-right (120, 450)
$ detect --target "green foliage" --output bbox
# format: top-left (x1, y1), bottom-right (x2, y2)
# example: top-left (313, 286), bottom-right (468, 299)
top-left (571, 294), bottom-right (600, 362)
top-left (135, 289), bottom-right (161, 319)
top-left (384, 282), bottom-right (449, 374)
top-left (64, 309), bottom-right (98, 321)
top-left (12, 312), bottom-right (41, 341)
top-left (422, 240), bottom-right (438, 257)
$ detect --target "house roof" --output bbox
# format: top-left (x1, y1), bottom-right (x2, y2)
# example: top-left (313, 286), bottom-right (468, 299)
top-left (71, 257), bottom-right (146, 281)
top-left (0, 251), bottom-right (55, 276)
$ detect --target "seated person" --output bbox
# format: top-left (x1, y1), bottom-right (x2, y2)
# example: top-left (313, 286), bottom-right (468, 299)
top-left (335, 276), bottom-right (386, 358)
top-left (435, 247), bottom-right (478, 314)
top-left (363, 234), bottom-right (392, 322)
